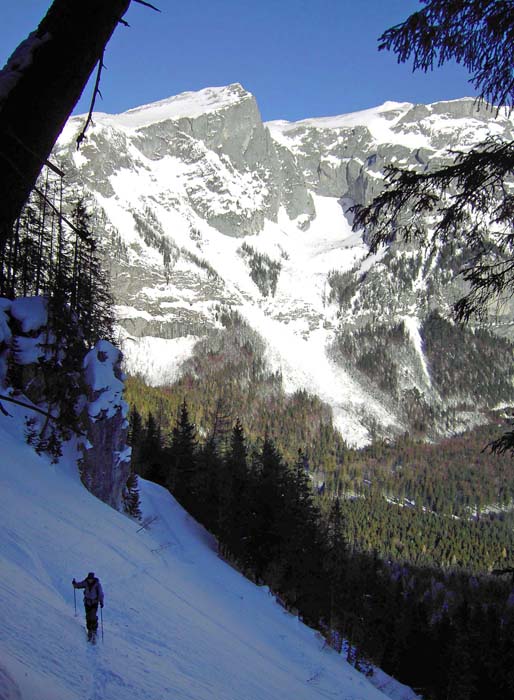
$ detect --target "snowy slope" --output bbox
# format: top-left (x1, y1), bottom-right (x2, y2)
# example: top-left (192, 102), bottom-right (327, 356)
top-left (267, 101), bottom-right (429, 148)
top-left (0, 409), bottom-right (416, 700)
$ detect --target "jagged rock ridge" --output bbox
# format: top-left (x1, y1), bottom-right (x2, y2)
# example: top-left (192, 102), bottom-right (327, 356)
top-left (54, 84), bottom-right (514, 445)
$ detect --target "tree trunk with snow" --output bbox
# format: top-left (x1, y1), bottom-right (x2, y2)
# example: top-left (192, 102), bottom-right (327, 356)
top-left (0, 0), bottom-right (131, 248)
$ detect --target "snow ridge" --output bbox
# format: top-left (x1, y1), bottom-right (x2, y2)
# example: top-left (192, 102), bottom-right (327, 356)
top-left (84, 83), bottom-right (251, 130)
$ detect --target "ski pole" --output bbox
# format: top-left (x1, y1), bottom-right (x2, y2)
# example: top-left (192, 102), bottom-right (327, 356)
top-left (73, 586), bottom-right (77, 617)
top-left (100, 605), bottom-right (104, 642)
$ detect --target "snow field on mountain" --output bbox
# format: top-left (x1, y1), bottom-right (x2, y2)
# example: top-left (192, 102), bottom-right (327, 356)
top-left (56, 86), bottom-right (514, 449)
top-left (402, 316), bottom-right (431, 384)
top-left (119, 333), bottom-right (200, 387)
top-left (193, 194), bottom-right (400, 444)
top-left (0, 408), bottom-right (416, 700)
top-left (101, 185), bottom-right (400, 445)
top-left (95, 85), bottom-right (251, 130)
top-left (267, 97), bottom-right (513, 153)
top-left (268, 101), bottom-right (429, 149)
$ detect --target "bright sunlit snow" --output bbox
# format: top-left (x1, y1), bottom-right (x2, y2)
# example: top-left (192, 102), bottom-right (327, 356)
top-left (0, 409), bottom-right (417, 700)
top-left (60, 84), bottom-right (251, 136)
top-left (267, 101), bottom-right (430, 149)
top-left (119, 333), bottom-right (200, 387)
top-left (103, 190), bottom-right (398, 446)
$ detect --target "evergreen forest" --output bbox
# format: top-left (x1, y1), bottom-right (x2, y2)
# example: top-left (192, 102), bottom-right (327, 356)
top-left (128, 394), bottom-right (514, 700)
top-left (1, 170), bottom-right (115, 459)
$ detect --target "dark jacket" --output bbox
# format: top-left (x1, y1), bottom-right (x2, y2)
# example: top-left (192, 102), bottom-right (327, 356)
top-left (74, 576), bottom-right (104, 606)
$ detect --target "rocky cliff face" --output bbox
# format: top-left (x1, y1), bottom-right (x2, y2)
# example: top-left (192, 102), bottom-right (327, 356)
top-left (0, 297), bottom-right (130, 508)
top-left (78, 340), bottom-right (131, 509)
top-left (54, 85), bottom-right (514, 445)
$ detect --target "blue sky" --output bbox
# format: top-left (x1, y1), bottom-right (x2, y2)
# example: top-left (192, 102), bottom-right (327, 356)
top-left (1, 0), bottom-right (477, 122)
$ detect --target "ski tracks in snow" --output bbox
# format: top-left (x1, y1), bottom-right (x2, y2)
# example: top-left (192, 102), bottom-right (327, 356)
top-left (85, 639), bottom-right (136, 700)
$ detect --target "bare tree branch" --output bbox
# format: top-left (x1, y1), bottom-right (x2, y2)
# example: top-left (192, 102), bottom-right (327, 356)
top-left (133, 0), bottom-right (161, 12)
top-left (0, 393), bottom-right (58, 420)
top-left (76, 50), bottom-right (106, 150)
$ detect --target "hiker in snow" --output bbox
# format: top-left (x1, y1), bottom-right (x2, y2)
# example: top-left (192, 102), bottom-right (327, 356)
top-left (72, 572), bottom-right (104, 639)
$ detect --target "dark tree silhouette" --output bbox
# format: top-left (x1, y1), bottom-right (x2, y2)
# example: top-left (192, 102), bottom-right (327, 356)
top-left (167, 400), bottom-right (198, 508)
top-left (352, 0), bottom-right (514, 452)
top-left (353, 0), bottom-right (514, 323)
top-left (0, 0), bottom-right (131, 248)
top-left (378, 1), bottom-right (514, 109)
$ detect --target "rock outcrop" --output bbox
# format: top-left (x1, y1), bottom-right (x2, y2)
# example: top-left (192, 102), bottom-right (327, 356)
top-left (0, 297), bottom-right (130, 507)
top-left (78, 340), bottom-right (131, 509)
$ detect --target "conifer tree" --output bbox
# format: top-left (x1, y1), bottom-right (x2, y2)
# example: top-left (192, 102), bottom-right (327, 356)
top-left (68, 198), bottom-right (115, 347)
top-left (124, 471), bottom-right (142, 520)
top-left (276, 451), bottom-right (325, 621)
top-left (219, 419), bottom-right (250, 562)
top-left (128, 405), bottom-right (144, 472)
top-left (324, 497), bottom-right (348, 648)
top-left (139, 412), bottom-right (164, 483)
top-left (194, 436), bottom-right (222, 532)
top-left (248, 435), bottom-right (288, 583)
top-left (167, 400), bottom-right (197, 510)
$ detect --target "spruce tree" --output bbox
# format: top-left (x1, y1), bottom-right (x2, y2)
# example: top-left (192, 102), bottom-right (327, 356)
top-left (167, 400), bottom-right (197, 510)
top-left (278, 451), bottom-right (325, 622)
top-left (194, 436), bottom-right (222, 532)
top-left (248, 435), bottom-right (288, 583)
top-left (219, 419), bottom-right (250, 563)
top-left (128, 406), bottom-right (144, 473)
top-left (140, 412), bottom-right (164, 483)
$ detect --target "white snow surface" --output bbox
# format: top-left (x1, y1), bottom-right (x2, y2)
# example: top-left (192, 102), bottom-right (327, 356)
top-left (119, 333), bottom-right (200, 387)
top-left (12, 334), bottom-right (46, 365)
top-left (124, 190), bottom-right (398, 446)
top-left (0, 410), bottom-right (417, 700)
top-left (102, 190), bottom-right (396, 445)
top-left (83, 340), bottom-right (128, 420)
top-left (402, 316), bottom-right (431, 383)
top-left (10, 296), bottom-right (48, 333)
top-left (267, 97), bottom-right (512, 150)
top-left (267, 101), bottom-right (429, 148)
top-left (69, 83), bottom-right (251, 132)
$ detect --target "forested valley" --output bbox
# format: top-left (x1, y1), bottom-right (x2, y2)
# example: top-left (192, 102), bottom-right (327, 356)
top-left (124, 312), bottom-right (514, 576)
top-left (3, 109), bottom-right (514, 700)
top-left (16, 173), bottom-right (513, 699)
top-left (126, 374), bottom-right (514, 699)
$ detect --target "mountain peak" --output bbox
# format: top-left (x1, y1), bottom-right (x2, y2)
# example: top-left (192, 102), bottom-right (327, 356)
top-left (104, 83), bottom-right (253, 129)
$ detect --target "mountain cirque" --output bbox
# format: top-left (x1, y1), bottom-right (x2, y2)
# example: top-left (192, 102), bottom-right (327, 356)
top-left (54, 84), bottom-right (514, 445)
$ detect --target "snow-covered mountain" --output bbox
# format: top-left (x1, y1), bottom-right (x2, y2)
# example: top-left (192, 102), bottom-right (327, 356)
top-left (0, 407), bottom-right (416, 700)
top-left (54, 84), bottom-right (514, 445)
